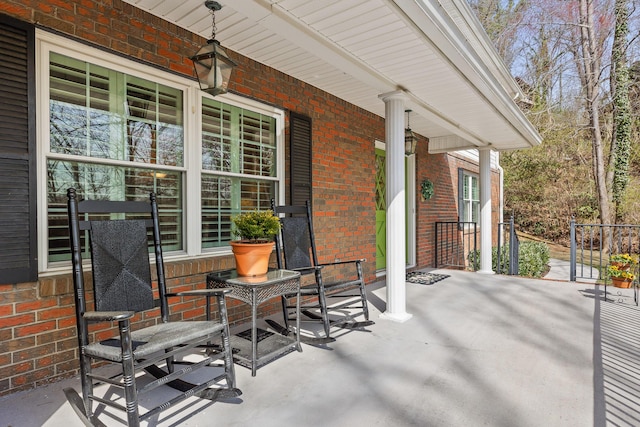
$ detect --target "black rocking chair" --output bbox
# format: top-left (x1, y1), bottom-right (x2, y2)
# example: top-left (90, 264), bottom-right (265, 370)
top-left (271, 199), bottom-right (373, 338)
top-left (64, 188), bottom-right (241, 427)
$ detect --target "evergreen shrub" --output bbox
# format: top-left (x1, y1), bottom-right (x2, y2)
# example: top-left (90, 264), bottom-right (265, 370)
top-left (468, 241), bottom-right (550, 278)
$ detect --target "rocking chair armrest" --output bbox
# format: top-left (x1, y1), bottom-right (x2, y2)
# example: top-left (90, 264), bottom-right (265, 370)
top-left (290, 266), bottom-right (323, 275)
top-left (167, 288), bottom-right (232, 298)
top-left (83, 311), bottom-right (135, 322)
top-left (318, 258), bottom-right (366, 268)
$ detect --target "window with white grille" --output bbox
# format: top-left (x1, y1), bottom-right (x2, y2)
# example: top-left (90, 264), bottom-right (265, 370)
top-left (459, 170), bottom-right (479, 224)
top-left (40, 35), bottom-right (283, 267)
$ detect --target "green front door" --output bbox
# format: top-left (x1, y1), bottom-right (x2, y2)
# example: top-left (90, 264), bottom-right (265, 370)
top-left (375, 148), bottom-right (386, 270)
top-left (375, 147), bottom-right (415, 270)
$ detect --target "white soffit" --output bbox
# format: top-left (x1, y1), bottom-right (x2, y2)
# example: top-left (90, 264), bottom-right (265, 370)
top-left (123, 0), bottom-right (541, 151)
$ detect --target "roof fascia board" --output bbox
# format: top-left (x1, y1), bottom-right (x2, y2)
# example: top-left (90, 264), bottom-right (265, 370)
top-left (230, 0), bottom-right (490, 147)
top-left (448, 0), bottom-right (524, 98)
top-left (393, 0), bottom-right (541, 147)
top-left (428, 134), bottom-right (487, 153)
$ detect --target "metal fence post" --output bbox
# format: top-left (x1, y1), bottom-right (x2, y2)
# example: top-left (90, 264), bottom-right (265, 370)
top-left (509, 215), bottom-right (519, 275)
top-left (473, 222), bottom-right (477, 271)
top-left (434, 222), bottom-right (439, 268)
top-left (569, 216), bottom-right (576, 282)
top-left (497, 221), bottom-right (503, 274)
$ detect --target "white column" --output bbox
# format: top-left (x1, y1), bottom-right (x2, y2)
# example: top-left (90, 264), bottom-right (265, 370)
top-left (478, 148), bottom-right (494, 274)
top-left (378, 90), bottom-right (412, 322)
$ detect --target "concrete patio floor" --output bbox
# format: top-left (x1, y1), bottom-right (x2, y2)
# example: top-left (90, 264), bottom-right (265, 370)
top-left (1, 269), bottom-right (639, 426)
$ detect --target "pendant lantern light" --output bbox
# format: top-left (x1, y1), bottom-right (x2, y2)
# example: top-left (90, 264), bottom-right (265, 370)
top-left (190, 1), bottom-right (237, 96)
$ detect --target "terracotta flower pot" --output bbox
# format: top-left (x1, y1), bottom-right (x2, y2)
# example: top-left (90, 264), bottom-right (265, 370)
top-left (611, 277), bottom-right (633, 288)
top-left (229, 241), bottom-right (274, 276)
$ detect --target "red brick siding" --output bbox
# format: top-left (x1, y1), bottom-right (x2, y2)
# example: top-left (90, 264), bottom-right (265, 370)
top-left (0, 0), bottom-right (501, 396)
top-left (0, 256), bottom-right (242, 395)
top-left (415, 145), bottom-right (501, 269)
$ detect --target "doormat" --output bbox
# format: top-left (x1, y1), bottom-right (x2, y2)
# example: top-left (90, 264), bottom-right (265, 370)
top-left (406, 271), bottom-right (450, 285)
top-left (237, 328), bottom-right (274, 343)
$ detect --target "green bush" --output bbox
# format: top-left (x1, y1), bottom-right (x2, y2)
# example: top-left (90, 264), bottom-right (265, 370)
top-left (518, 241), bottom-right (550, 277)
top-left (468, 245), bottom-right (509, 273)
top-left (231, 209), bottom-right (281, 242)
top-left (468, 241), bottom-right (550, 278)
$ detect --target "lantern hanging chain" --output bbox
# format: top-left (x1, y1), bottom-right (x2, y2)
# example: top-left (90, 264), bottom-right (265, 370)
top-left (210, 7), bottom-right (217, 41)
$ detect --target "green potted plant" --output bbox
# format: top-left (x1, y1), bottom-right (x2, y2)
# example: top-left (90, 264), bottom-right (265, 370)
top-left (607, 253), bottom-right (638, 288)
top-left (230, 209), bottom-right (281, 276)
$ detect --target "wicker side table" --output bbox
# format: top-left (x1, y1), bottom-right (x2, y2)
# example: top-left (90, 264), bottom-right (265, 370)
top-left (207, 269), bottom-right (301, 376)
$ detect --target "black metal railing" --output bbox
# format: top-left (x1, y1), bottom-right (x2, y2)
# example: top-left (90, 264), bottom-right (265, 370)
top-left (569, 218), bottom-right (640, 281)
top-left (434, 221), bottom-right (477, 270)
top-left (497, 215), bottom-right (519, 275)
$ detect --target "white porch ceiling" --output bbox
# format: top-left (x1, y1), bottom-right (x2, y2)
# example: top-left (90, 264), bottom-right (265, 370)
top-left (124, 0), bottom-right (541, 151)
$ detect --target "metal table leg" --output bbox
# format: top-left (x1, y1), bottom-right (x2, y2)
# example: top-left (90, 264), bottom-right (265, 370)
top-left (251, 288), bottom-right (258, 376)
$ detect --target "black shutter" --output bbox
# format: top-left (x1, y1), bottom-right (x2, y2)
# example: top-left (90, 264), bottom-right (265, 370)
top-left (289, 113), bottom-right (312, 206)
top-left (0, 15), bottom-right (37, 283)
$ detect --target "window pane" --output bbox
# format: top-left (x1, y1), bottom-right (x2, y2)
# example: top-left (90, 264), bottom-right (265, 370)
top-left (202, 99), bottom-right (276, 177)
top-left (49, 53), bottom-right (184, 166)
top-left (472, 201), bottom-right (479, 223)
top-left (201, 175), bottom-right (275, 249)
top-left (126, 77), bottom-right (183, 167)
top-left (47, 160), bottom-right (182, 262)
top-left (239, 179), bottom-right (275, 211)
top-left (461, 172), bottom-right (479, 224)
top-left (201, 98), bottom-right (278, 249)
top-left (463, 176), bottom-right (470, 199)
top-left (202, 100), bottom-right (232, 172)
top-left (240, 110), bottom-right (276, 177)
top-left (471, 176), bottom-right (479, 201)
top-left (201, 175), bottom-right (233, 248)
top-left (50, 55), bottom-right (112, 158)
top-left (48, 53), bottom-right (185, 263)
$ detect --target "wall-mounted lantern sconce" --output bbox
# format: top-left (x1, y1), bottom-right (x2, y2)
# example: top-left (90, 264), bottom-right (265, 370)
top-left (190, 1), bottom-right (237, 96)
top-left (405, 109), bottom-right (418, 156)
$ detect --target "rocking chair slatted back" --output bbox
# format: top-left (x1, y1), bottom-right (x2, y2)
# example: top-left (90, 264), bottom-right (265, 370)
top-left (64, 188), bottom-right (240, 427)
top-left (271, 198), bottom-right (373, 338)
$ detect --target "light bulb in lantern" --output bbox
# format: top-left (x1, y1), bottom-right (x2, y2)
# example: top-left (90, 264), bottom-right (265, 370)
top-left (206, 64), bottom-right (223, 89)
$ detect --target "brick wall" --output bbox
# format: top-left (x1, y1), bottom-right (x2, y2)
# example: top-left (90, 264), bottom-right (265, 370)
top-left (0, 0), bottom-right (501, 396)
top-left (0, 255), bottom-right (238, 395)
top-left (415, 145), bottom-right (501, 269)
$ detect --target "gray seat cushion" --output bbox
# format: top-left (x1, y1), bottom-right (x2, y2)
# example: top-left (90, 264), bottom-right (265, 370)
top-left (85, 321), bottom-right (225, 362)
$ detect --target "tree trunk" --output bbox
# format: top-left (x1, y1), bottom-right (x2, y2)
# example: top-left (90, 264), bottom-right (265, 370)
top-left (578, 0), bottom-right (612, 248)
top-left (610, 0), bottom-right (632, 222)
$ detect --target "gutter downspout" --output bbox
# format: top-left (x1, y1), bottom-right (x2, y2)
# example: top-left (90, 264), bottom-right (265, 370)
top-left (497, 151), bottom-right (504, 245)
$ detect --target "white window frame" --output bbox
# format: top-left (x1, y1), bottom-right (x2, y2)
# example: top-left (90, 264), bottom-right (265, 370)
top-left (460, 170), bottom-right (480, 225)
top-left (196, 92), bottom-right (286, 255)
top-left (36, 31), bottom-right (285, 274)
